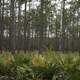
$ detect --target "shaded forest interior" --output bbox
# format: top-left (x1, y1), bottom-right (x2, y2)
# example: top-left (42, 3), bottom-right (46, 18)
top-left (0, 0), bottom-right (80, 53)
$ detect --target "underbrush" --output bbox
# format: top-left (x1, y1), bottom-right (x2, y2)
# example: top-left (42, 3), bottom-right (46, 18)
top-left (0, 51), bottom-right (80, 80)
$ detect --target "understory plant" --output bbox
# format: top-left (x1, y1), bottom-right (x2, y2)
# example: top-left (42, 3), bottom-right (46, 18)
top-left (0, 51), bottom-right (80, 80)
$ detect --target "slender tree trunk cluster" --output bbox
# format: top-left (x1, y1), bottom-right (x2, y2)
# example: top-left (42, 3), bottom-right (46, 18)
top-left (0, 0), bottom-right (80, 53)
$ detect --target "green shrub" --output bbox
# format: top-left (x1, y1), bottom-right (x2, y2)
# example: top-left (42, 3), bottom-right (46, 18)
top-left (0, 51), bottom-right (80, 80)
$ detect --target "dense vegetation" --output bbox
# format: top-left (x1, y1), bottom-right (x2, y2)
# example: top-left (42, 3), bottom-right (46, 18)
top-left (0, 0), bottom-right (80, 79)
top-left (0, 51), bottom-right (80, 80)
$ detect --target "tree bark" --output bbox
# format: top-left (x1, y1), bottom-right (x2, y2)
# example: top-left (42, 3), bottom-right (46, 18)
top-left (60, 0), bottom-right (65, 51)
top-left (10, 0), bottom-right (15, 53)
top-left (24, 0), bottom-right (27, 53)
top-left (17, 0), bottom-right (21, 53)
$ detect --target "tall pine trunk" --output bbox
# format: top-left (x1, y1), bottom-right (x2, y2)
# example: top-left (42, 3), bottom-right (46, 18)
top-left (60, 0), bottom-right (65, 51)
top-left (0, 0), bottom-right (2, 52)
top-left (24, 0), bottom-right (27, 53)
top-left (17, 0), bottom-right (21, 53)
top-left (39, 0), bottom-right (44, 52)
top-left (10, 0), bottom-right (15, 53)
top-left (0, 0), bottom-right (4, 52)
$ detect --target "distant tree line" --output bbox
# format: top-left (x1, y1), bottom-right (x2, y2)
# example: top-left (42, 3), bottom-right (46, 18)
top-left (0, 0), bottom-right (80, 53)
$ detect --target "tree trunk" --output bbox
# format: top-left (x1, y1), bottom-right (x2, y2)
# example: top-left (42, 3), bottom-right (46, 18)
top-left (39, 0), bottom-right (44, 52)
top-left (0, 0), bottom-right (2, 52)
top-left (10, 0), bottom-right (15, 53)
top-left (24, 0), bottom-right (27, 53)
top-left (0, 0), bottom-right (4, 52)
top-left (61, 0), bottom-right (65, 51)
top-left (17, 0), bottom-right (21, 53)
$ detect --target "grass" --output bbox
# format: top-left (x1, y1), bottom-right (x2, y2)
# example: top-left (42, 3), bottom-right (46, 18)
top-left (0, 50), bottom-right (80, 80)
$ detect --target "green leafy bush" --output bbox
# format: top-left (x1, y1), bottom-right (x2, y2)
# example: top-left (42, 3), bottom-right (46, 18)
top-left (0, 51), bottom-right (80, 80)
